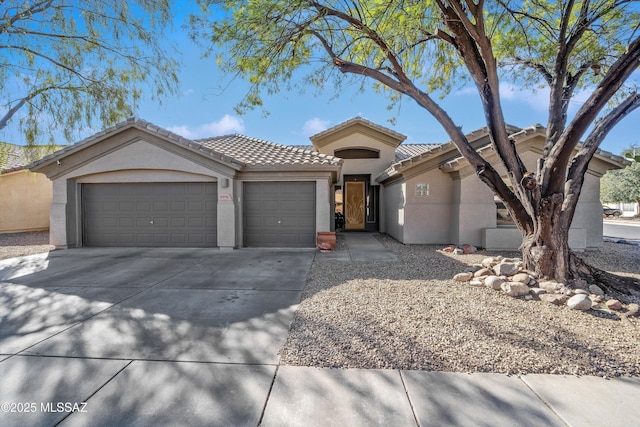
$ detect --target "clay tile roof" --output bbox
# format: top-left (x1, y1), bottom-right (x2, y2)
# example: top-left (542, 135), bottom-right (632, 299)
top-left (1, 142), bottom-right (59, 173)
top-left (196, 134), bottom-right (342, 167)
top-left (395, 144), bottom-right (441, 161)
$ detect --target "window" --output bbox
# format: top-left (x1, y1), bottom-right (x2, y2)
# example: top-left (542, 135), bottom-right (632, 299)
top-left (334, 187), bottom-right (343, 214)
top-left (495, 198), bottom-right (515, 225)
top-left (415, 183), bottom-right (429, 197)
top-left (367, 185), bottom-right (378, 223)
top-left (334, 148), bottom-right (380, 159)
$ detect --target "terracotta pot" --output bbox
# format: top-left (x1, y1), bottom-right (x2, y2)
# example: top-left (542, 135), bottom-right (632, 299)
top-left (316, 232), bottom-right (337, 252)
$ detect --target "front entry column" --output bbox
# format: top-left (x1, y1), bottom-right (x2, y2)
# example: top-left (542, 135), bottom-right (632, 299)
top-left (316, 179), bottom-right (331, 233)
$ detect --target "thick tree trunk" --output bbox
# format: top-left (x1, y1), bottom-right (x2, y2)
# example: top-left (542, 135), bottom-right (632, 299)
top-left (520, 214), bottom-right (640, 299)
top-left (519, 191), bottom-right (571, 282)
top-left (521, 224), bottom-right (570, 283)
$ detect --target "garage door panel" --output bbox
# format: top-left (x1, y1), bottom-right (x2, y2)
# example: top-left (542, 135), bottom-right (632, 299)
top-left (243, 182), bottom-right (315, 248)
top-left (136, 201), bottom-right (152, 211)
top-left (119, 217), bottom-right (134, 227)
top-left (154, 201), bottom-right (169, 211)
top-left (298, 217), bottom-right (316, 227)
top-left (297, 200), bottom-right (315, 211)
top-left (171, 201), bottom-right (186, 211)
top-left (262, 200), bottom-right (280, 212)
top-left (187, 234), bottom-right (205, 244)
top-left (153, 233), bottom-right (169, 244)
top-left (245, 200), bottom-right (261, 211)
top-left (187, 200), bottom-right (203, 210)
top-left (136, 234), bottom-right (153, 244)
top-left (279, 233), bottom-right (299, 244)
top-left (279, 200), bottom-right (299, 211)
top-left (83, 183), bottom-right (217, 247)
top-left (101, 201), bottom-right (118, 211)
top-left (152, 217), bottom-right (168, 227)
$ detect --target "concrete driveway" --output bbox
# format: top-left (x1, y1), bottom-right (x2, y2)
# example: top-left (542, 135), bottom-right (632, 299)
top-left (2, 241), bottom-right (639, 427)
top-left (0, 247), bottom-right (313, 426)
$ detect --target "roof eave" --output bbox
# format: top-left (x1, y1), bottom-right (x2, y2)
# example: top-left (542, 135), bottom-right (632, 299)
top-left (28, 118), bottom-right (247, 175)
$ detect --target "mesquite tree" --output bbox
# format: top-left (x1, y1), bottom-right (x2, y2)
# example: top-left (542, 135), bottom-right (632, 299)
top-left (0, 0), bottom-right (178, 146)
top-left (192, 1), bottom-right (640, 290)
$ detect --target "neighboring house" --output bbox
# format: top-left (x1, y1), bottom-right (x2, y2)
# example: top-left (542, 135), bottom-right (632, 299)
top-left (28, 117), bottom-right (628, 250)
top-left (0, 143), bottom-right (54, 233)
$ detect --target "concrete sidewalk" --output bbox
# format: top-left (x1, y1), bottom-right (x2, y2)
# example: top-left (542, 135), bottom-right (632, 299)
top-left (1, 243), bottom-right (639, 426)
top-left (2, 356), bottom-right (639, 426)
top-left (315, 232), bottom-right (398, 262)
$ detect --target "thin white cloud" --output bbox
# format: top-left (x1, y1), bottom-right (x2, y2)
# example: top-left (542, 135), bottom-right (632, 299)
top-left (168, 114), bottom-right (245, 138)
top-left (301, 117), bottom-right (330, 137)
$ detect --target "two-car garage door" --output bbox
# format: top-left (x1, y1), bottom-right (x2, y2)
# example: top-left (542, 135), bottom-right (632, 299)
top-left (83, 183), bottom-right (217, 247)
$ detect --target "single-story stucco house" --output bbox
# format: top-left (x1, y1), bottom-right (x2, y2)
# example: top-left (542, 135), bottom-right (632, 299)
top-left (28, 117), bottom-right (628, 250)
top-left (1, 143), bottom-right (53, 233)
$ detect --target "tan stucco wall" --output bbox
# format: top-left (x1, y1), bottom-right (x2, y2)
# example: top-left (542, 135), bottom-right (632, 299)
top-left (451, 174), bottom-right (496, 246)
top-left (0, 170), bottom-right (52, 233)
top-left (382, 181), bottom-right (405, 242)
top-left (400, 170), bottom-right (455, 244)
top-left (316, 178), bottom-right (332, 232)
top-left (391, 140), bottom-right (608, 250)
top-left (314, 133), bottom-right (397, 183)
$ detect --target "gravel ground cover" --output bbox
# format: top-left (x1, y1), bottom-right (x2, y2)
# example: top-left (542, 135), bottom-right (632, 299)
top-left (0, 231), bottom-right (54, 260)
top-left (279, 234), bottom-right (640, 377)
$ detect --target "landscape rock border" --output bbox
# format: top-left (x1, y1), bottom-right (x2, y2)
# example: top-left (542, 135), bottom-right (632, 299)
top-left (451, 254), bottom-right (640, 319)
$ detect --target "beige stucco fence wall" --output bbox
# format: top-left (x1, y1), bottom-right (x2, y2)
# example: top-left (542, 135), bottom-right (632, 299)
top-left (0, 170), bottom-right (52, 233)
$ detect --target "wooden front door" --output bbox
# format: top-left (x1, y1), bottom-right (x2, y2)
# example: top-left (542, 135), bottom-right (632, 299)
top-left (345, 181), bottom-right (365, 230)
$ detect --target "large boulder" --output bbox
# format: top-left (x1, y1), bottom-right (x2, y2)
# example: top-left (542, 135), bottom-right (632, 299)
top-left (567, 294), bottom-right (592, 311)
top-left (453, 272), bottom-right (473, 282)
top-left (511, 273), bottom-right (531, 284)
top-left (539, 281), bottom-right (563, 292)
top-left (474, 268), bottom-right (493, 278)
top-left (481, 257), bottom-right (495, 268)
top-left (484, 275), bottom-right (506, 290)
top-left (588, 284), bottom-right (605, 296)
top-left (462, 244), bottom-right (477, 254)
top-left (493, 262), bottom-right (519, 276)
top-left (605, 299), bottom-right (623, 310)
top-left (501, 282), bottom-right (530, 297)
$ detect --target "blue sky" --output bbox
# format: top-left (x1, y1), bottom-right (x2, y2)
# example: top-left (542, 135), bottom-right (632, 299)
top-left (133, 5), bottom-right (639, 157)
top-left (2, 2), bottom-right (638, 156)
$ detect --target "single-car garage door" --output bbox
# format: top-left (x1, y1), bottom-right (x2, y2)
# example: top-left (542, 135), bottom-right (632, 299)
top-left (83, 183), bottom-right (217, 247)
top-left (244, 182), bottom-right (315, 247)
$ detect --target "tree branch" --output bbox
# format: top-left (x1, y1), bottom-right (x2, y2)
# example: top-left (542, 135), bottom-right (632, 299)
top-left (0, 84), bottom-right (68, 130)
top-left (309, 1), bottom-right (412, 87)
top-left (543, 35), bottom-right (640, 195)
top-left (562, 91), bottom-right (640, 226)
top-left (0, 0), bottom-right (54, 34)
top-left (2, 45), bottom-right (100, 84)
top-left (437, 1), bottom-right (527, 193)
